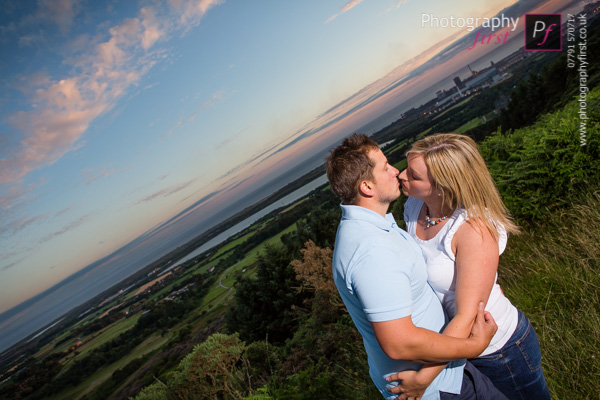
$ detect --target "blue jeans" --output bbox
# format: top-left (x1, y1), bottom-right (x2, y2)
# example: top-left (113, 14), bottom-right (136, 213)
top-left (469, 310), bottom-right (550, 400)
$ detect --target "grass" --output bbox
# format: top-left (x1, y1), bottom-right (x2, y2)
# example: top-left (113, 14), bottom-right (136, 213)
top-left (430, 95), bottom-right (474, 121)
top-left (499, 190), bottom-right (600, 399)
top-left (454, 116), bottom-right (484, 134)
top-left (147, 271), bottom-right (195, 302)
top-left (212, 231), bottom-right (256, 259)
top-left (201, 284), bottom-right (231, 306)
top-left (50, 333), bottom-right (170, 400)
top-left (280, 197), bottom-right (310, 213)
top-left (197, 223), bottom-right (297, 310)
top-left (393, 158), bottom-right (407, 172)
top-left (42, 308), bottom-right (120, 358)
top-left (191, 256), bottom-right (224, 275)
top-left (60, 314), bottom-right (141, 366)
top-left (35, 329), bottom-right (74, 358)
top-left (382, 139), bottom-right (409, 155)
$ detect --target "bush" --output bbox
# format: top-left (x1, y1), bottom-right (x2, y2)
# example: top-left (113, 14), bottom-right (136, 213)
top-left (480, 87), bottom-right (600, 221)
top-left (132, 333), bottom-right (248, 400)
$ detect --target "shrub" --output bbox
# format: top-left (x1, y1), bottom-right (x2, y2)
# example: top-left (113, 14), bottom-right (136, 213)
top-left (480, 87), bottom-right (600, 221)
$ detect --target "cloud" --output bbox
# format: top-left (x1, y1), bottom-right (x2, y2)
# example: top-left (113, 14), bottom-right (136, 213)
top-left (77, 166), bottom-right (118, 186)
top-left (0, 212), bottom-right (49, 238)
top-left (140, 188), bottom-right (223, 238)
top-left (55, 205), bottom-right (75, 218)
top-left (2, 26), bottom-right (150, 183)
top-left (1, 261), bottom-right (19, 272)
top-left (0, 181), bottom-right (46, 238)
top-left (168, 0), bottom-right (225, 28)
top-left (0, 184), bottom-right (34, 212)
top-left (384, 0), bottom-right (408, 14)
top-left (196, 89), bottom-right (233, 111)
top-left (39, 213), bottom-right (92, 244)
top-left (0, 1), bottom-right (225, 270)
top-left (1, 0), bottom-right (224, 185)
top-left (215, 124), bottom-right (254, 149)
top-left (140, 7), bottom-right (165, 50)
top-left (164, 89), bottom-right (234, 136)
top-left (38, 0), bottom-right (79, 35)
top-left (11, 0), bottom-right (80, 43)
top-left (326, 0), bottom-right (364, 23)
top-left (18, 31), bottom-right (46, 47)
top-left (135, 177), bottom-right (200, 205)
top-left (341, 0), bottom-right (364, 13)
top-left (215, 164), bottom-right (245, 182)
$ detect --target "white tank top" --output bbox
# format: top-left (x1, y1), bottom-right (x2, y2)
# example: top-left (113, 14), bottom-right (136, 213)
top-left (403, 196), bottom-right (518, 356)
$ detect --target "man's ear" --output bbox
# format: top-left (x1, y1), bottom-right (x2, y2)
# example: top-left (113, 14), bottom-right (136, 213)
top-left (358, 180), bottom-right (374, 198)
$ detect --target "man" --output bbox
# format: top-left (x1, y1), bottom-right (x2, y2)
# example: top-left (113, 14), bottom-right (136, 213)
top-left (326, 134), bottom-right (507, 400)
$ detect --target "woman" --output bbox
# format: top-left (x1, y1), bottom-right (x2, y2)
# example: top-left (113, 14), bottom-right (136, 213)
top-left (389, 134), bottom-right (549, 400)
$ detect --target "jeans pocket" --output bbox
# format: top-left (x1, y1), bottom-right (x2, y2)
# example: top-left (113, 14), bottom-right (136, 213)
top-left (515, 322), bottom-right (542, 372)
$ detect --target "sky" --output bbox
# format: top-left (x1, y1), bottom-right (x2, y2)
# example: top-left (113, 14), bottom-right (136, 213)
top-left (0, 0), bottom-right (580, 347)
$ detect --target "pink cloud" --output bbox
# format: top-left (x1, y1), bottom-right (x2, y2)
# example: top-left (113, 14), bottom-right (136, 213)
top-left (341, 0), bottom-right (363, 13)
top-left (2, 1), bottom-right (224, 185)
top-left (384, 0), bottom-right (408, 13)
top-left (1, 212), bottom-right (49, 238)
top-left (326, 0), bottom-right (364, 23)
top-left (169, 0), bottom-right (225, 27)
top-left (140, 7), bottom-right (165, 50)
top-left (78, 165), bottom-right (120, 186)
top-left (3, 102), bottom-right (107, 183)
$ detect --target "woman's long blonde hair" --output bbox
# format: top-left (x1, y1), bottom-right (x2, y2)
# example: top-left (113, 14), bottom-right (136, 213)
top-left (406, 133), bottom-right (519, 239)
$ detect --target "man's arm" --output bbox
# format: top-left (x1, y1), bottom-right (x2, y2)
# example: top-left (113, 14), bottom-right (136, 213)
top-left (372, 302), bottom-right (496, 363)
top-left (384, 222), bottom-right (500, 398)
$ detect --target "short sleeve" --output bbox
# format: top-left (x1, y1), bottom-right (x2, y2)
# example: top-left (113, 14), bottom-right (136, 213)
top-left (403, 197), bottom-right (422, 229)
top-left (350, 246), bottom-right (413, 322)
top-left (443, 209), bottom-right (508, 261)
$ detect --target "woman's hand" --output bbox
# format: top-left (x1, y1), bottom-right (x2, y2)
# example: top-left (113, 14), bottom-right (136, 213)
top-left (386, 365), bottom-right (443, 400)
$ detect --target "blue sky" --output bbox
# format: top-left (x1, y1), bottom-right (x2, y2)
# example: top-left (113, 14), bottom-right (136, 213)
top-left (1, 0), bottom-right (575, 318)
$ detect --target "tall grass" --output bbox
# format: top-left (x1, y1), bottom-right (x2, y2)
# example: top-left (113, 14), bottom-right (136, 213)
top-left (499, 190), bottom-right (600, 399)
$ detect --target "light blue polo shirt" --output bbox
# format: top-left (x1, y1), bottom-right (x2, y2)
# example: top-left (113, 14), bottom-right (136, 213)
top-left (332, 204), bottom-right (465, 400)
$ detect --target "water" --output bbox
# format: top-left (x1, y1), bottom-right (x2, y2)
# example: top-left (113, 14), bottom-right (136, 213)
top-left (171, 174), bottom-right (329, 267)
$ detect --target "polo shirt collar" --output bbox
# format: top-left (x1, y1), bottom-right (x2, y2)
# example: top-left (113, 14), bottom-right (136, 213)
top-left (340, 203), bottom-right (396, 232)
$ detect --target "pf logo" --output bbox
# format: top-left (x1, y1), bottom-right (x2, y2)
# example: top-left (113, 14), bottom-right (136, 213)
top-left (525, 14), bottom-right (562, 51)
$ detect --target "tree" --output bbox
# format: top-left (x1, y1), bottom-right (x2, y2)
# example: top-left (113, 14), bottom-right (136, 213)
top-left (132, 334), bottom-right (248, 400)
top-left (226, 244), bottom-right (306, 343)
top-left (291, 240), bottom-right (344, 324)
top-left (170, 333), bottom-right (247, 400)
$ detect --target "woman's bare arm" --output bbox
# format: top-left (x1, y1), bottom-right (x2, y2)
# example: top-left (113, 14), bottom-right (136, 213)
top-left (386, 219), bottom-right (499, 398)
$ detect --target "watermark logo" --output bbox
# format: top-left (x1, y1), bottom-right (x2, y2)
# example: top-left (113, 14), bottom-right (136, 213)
top-left (421, 14), bottom-right (519, 51)
top-left (524, 14), bottom-right (562, 51)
